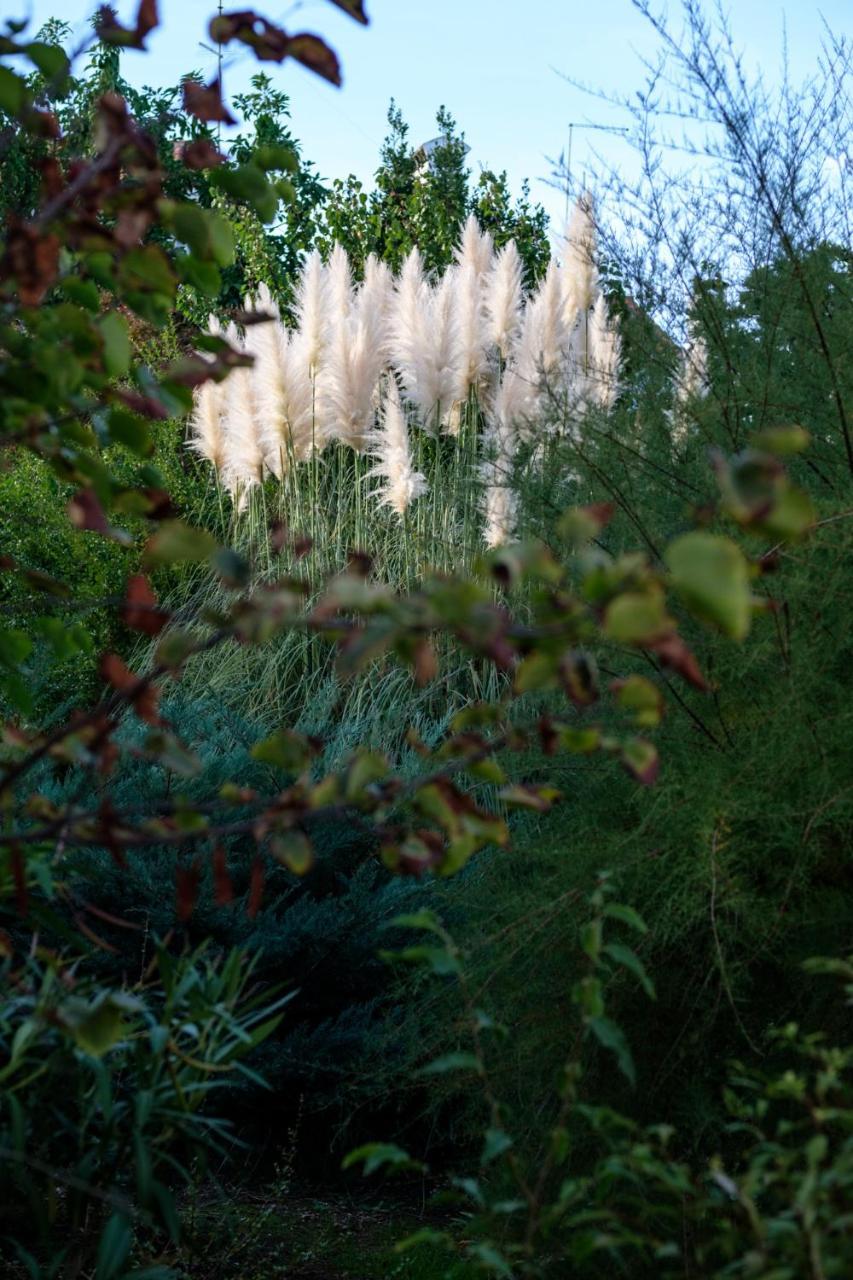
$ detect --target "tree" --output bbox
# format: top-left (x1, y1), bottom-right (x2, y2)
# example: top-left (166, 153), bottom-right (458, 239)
top-left (317, 100), bottom-right (551, 281)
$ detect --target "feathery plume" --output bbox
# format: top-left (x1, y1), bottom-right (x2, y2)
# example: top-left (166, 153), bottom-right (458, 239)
top-left (294, 248), bottom-right (326, 374)
top-left (514, 259), bottom-right (569, 422)
top-left (367, 377), bottom-right (427, 516)
top-left (221, 322), bottom-right (264, 503)
top-left (320, 266), bottom-right (388, 451)
top-left (324, 242), bottom-right (353, 329)
top-left (563, 192), bottom-right (598, 317)
top-left (188, 314), bottom-right (225, 471)
top-left (671, 326), bottom-right (709, 446)
top-left (392, 248), bottom-right (464, 426)
top-left (481, 417), bottom-right (518, 548)
top-left (454, 212), bottom-right (494, 280)
top-left (587, 292), bottom-right (622, 411)
top-left (243, 286), bottom-right (290, 477)
top-left (359, 253), bottom-right (395, 327)
top-left (391, 245), bottom-right (430, 404)
top-left (452, 260), bottom-right (490, 409)
top-left (484, 240), bottom-right (523, 360)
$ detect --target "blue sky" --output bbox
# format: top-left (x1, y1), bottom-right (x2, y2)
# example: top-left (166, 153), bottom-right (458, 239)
top-left (19, 0), bottom-right (852, 234)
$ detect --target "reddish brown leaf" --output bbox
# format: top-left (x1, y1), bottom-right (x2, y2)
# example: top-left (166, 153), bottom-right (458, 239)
top-left (538, 715), bottom-right (559, 757)
top-left (328, 0), bottom-right (369, 24)
top-left (560, 651), bottom-right (598, 707)
top-left (99, 652), bottom-right (161, 724)
top-left (209, 10), bottom-right (289, 59)
top-left (39, 157), bottom-right (64, 201)
top-left (649, 632), bottom-right (709, 691)
top-left (100, 652), bottom-right (136, 692)
top-left (11, 844), bottom-right (26, 916)
top-left (176, 859), bottom-right (201, 921)
top-left (173, 138), bottom-right (226, 169)
top-left (286, 34), bottom-right (342, 85)
top-left (68, 489), bottom-right (110, 535)
top-left (95, 0), bottom-right (159, 49)
top-left (413, 639), bottom-right (438, 687)
top-left (29, 110), bottom-right (60, 139)
top-left (122, 574), bottom-right (169, 636)
top-left (208, 12), bottom-right (342, 84)
top-left (139, 488), bottom-right (176, 520)
top-left (113, 389), bottom-right (171, 420)
top-left (247, 855), bottom-right (265, 919)
top-left (181, 77), bottom-right (236, 126)
top-left (212, 846), bottom-right (233, 906)
top-left (73, 914), bottom-right (120, 953)
top-left (1, 219), bottom-right (60, 305)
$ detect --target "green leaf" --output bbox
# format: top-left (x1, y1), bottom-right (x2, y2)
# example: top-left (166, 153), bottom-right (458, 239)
top-left (621, 737), bottom-right (660, 786)
top-left (107, 408), bottom-right (150, 456)
top-left (342, 1142), bottom-right (419, 1176)
top-left (604, 591), bottom-right (668, 643)
top-left (0, 627), bottom-right (32, 668)
top-left (95, 1214), bottom-right (132, 1280)
top-left (419, 1051), bottom-right (483, 1077)
top-left (514, 650), bottom-right (559, 692)
top-left (345, 750), bottom-right (389, 802)
top-left (602, 902), bottom-right (648, 933)
top-left (588, 1016), bottom-right (636, 1086)
top-left (389, 910), bottom-right (444, 935)
top-left (481, 1127), bottom-right (513, 1164)
top-left (760, 484), bottom-right (815, 540)
top-left (665, 532), bottom-right (752, 641)
top-left (752, 425), bottom-right (810, 455)
top-left (206, 211), bottom-right (236, 267)
top-left (0, 66), bottom-right (27, 114)
top-left (603, 941), bottom-right (656, 998)
top-left (252, 728), bottom-right (317, 772)
top-left (25, 41), bottom-right (69, 78)
top-left (270, 830), bottom-right (314, 875)
top-left (61, 994), bottom-right (133, 1056)
top-left (466, 1243), bottom-right (515, 1278)
top-left (612, 674), bottom-right (663, 728)
top-left (498, 784), bottom-right (561, 811)
top-left (144, 520), bottom-right (217, 566)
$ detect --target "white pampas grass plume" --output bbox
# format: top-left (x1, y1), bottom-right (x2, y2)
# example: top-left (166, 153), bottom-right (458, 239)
top-left (243, 286), bottom-right (290, 477)
top-left (357, 253), bottom-right (395, 349)
top-left (454, 213), bottom-right (494, 280)
top-left (452, 260), bottom-right (490, 407)
top-left (514, 259), bottom-right (569, 418)
top-left (392, 248), bottom-right (464, 425)
top-left (671, 328), bottom-right (709, 446)
top-left (421, 271), bottom-right (466, 424)
top-left (255, 323), bottom-right (316, 470)
top-left (220, 322), bottom-right (264, 503)
top-left (481, 418), bottom-right (518, 548)
top-left (324, 242), bottom-right (353, 328)
top-left (367, 378), bottom-right (427, 517)
top-left (493, 365), bottom-right (536, 441)
top-left (319, 273), bottom-right (388, 451)
top-left (484, 240), bottom-right (523, 360)
top-left (391, 245), bottom-right (430, 401)
top-left (674, 334), bottom-right (709, 405)
top-left (188, 315), bottom-right (225, 471)
top-left (587, 293), bottom-right (622, 411)
top-left (563, 193), bottom-right (599, 317)
top-left (294, 248), bottom-right (326, 373)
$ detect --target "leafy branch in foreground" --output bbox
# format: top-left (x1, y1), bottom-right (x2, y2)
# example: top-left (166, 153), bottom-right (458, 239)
top-left (2, 427), bottom-right (814, 902)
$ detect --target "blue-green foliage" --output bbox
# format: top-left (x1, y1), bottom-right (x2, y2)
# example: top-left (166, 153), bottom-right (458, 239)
top-left (48, 693), bottom-right (433, 1145)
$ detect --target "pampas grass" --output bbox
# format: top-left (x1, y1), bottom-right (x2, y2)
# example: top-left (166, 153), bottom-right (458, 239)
top-left (188, 207), bottom-right (628, 553)
top-left (367, 376), bottom-right (428, 517)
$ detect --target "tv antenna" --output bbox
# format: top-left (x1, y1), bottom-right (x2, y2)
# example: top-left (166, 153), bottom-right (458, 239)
top-left (562, 121), bottom-right (629, 223)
